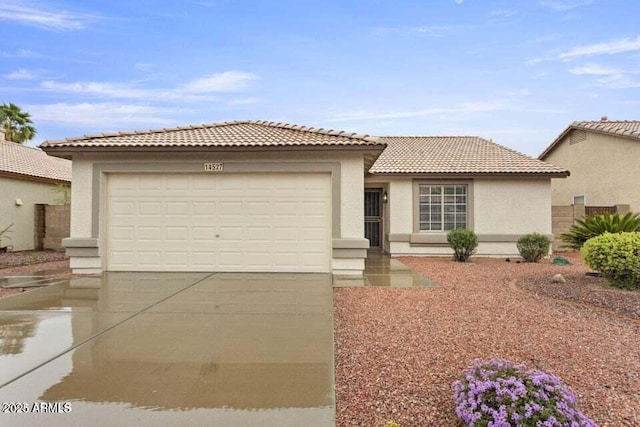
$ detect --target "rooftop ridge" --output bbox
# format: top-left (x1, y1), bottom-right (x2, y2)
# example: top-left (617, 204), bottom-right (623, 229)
top-left (539, 119), bottom-right (640, 160)
top-left (380, 135), bottom-right (488, 139)
top-left (51, 119), bottom-right (378, 145)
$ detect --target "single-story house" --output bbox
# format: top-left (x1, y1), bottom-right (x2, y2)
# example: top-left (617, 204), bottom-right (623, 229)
top-left (539, 118), bottom-right (640, 213)
top-left (41, 120), bottom-right (568, 276)
top-left (0, 130), bottom-right (71, 251)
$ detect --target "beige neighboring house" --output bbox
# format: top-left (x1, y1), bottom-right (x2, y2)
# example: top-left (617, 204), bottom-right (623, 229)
top-left (539, 119), bottom-right (640, 213)
top-left (0, 130), bottom-right (72, 251)
top-left (41, 120), bottom-right (567, 275)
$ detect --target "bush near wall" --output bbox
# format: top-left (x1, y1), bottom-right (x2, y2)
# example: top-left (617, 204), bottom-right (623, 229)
top-left (517, 233), bottom-right (550, 262)
top-left (582, 232), bottom-right (640, 290)
top-left (447, 229), bottom-right (478, 262)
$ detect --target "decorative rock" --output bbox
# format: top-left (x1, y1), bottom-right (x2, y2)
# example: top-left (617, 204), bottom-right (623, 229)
top-left (552, 273), bottom-right (566, 284)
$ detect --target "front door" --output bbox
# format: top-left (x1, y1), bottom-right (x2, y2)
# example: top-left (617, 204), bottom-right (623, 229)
top-left (364, 189), bottom-right (383, 250)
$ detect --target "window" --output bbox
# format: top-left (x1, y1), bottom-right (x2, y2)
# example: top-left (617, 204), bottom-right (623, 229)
top-left (419, 184), bottom-right (467, 231)
top-left (573, 195), bottom-right (585, 205)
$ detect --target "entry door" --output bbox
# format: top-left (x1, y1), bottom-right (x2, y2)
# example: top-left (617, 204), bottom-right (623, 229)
top-left (364, 189), bottom-right (382, 250)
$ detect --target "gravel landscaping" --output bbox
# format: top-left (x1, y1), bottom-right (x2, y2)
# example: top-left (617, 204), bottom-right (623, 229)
top-left (334, 254), bottom-right (640, 427)
top-left (0, 250), bottom-right (67, 269)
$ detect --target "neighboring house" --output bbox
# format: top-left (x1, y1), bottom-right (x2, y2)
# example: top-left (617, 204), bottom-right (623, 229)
top-left (41, 120), bottom-right (567, 275)
top-left (0, 130), bottom-right (72, 251)
top-left (539, 119), bottom-right (640, 213)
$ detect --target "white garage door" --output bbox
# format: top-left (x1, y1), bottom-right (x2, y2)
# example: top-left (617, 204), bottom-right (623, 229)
top-left (106, 173), bottom-right (331, 272)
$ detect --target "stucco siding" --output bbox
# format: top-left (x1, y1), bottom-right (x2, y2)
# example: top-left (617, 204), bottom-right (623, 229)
top-left (376, 176), bottom-right (552, 257)
top-left (473, 178), bottom-right (551, 235)
top-left (544, 133), bottom-right (640, 212)
top-left (0, 176), bottom-right (63, 251)
top-left (67, 151), bottom-right (369, 275)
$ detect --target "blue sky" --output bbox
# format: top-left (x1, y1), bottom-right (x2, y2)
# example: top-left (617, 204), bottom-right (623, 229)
top-left (1, 0), bottom-right (639, 156)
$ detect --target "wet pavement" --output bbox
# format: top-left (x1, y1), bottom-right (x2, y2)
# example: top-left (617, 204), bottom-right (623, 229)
top-left (0, 272), bottom-right (335, 426)
top-left (334, 252), bottom-right (440, 288)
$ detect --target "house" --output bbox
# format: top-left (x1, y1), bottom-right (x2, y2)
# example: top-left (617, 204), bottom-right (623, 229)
top-left (539, 119), bottom-right (640, 213)
top-left (0, 130), bottom-right (72, 251)
top-left (41, 120), bottom-right (567, 275)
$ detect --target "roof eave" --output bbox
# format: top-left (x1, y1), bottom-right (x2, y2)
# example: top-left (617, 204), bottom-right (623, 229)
top-left (369, 171), bottom-right (570, 178)
top-left (41, 143), bottom-right (388, 160)
top-left (538, 125), bottom-right (574, 160)
top-left (0, 170), bottom-right (71, 184)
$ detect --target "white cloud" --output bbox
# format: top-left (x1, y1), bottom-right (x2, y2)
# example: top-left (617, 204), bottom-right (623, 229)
top-left (506, 88), bottom-right (531, 96)
top-left (0, 1), bottom-right (100, 31)
top-left (27, 102), bottom-right (182, 127)
top-left (594, 74), bottom-right (640, 89)
top-left (4, 68), bottom-right (39, 80)
top-left (490, 9), bottom-right (518, 18)
top-left (374, 24), bottom-right (472, 37)
top-left (227, 97), bottom-right (261, 106)
top-left (558, 35), bottom-right (640, 60)
top-left (453, 0), bottom-right (464, 4)
top-left (40, 71), bottom-right (259, 102)
top-left (327, 102), bottom-right (503, 122)
top-left (0, 48), bottom-right (38, 58)
top-left (568, 64), bottom-right (620, 75)
top-left (180, 71), bottom-right (259, 93)
top-left (538, 0), bottom-right (595, 11)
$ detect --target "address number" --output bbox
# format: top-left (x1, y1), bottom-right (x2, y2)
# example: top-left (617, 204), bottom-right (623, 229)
top-left (203, 162), bottom-right (224, 172)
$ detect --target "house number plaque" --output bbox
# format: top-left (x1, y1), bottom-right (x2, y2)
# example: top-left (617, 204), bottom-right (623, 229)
top-left (203, 162), bottom-right (224, 172)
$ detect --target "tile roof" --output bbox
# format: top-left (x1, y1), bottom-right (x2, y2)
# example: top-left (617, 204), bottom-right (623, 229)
top-left (40, 120), bottom-right (382, 149)
top-left (370, 136), bottom-right (568, 175)
top-left (0, 140), bottom-right (71, 182)
top-left (539, 120), bottom-right (640, 159)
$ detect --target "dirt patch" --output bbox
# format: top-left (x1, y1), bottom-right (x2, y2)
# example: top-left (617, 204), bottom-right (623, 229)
top-left (518, 272), bottom-right (640, 320)
top-left (334, 254), bottom-right (639, 427)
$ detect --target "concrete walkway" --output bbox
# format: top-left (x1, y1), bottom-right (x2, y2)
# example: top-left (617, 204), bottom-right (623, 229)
top-left (0, 272), bottom-right (335, 426)
top-left (334, 252), bottom-right (440, 288)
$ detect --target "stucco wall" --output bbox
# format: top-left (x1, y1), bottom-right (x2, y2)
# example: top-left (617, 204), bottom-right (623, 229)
top-left (544, 132), bottom-right (640, 212)
top-left (0, 176), bottom-right (64, 251)
top-left (67, 151), bottom-right (367, 274)
top-left (473, 178), bottom-right (551, 235)
top-left (367, 176), bottom-right (552, 256)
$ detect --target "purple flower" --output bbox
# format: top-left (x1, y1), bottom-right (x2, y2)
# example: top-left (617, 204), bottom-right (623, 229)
top-left (452, 358), bottom-right (597, 427)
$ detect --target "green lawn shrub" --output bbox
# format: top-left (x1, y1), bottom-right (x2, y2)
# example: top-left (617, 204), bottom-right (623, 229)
top-left (447, 229), bottom-right (478, 262)
top-left (582, 232), bottom-right (640, 290)
top-left (517, 233), bottom-right (551, 262)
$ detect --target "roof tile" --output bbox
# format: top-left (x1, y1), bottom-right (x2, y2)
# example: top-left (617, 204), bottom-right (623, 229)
top-left (370, 136), bottom-right (567, 175)
top-left (0, 140), bottom-right (71, 182)
top-left (539, 120), bottom-right (640, 159)
top-left (41, 120), bottom-right (381, 149)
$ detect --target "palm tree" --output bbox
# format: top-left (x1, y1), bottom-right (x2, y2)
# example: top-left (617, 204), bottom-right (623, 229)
top-left (0, 103), bottom-right (37, 144)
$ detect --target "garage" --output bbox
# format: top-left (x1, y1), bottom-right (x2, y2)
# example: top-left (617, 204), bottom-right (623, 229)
top-left (106, 172), bottom-right (331, 272)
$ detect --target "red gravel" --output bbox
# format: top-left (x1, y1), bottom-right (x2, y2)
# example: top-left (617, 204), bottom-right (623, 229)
top-left (334, 255), bottom-right (640, 427)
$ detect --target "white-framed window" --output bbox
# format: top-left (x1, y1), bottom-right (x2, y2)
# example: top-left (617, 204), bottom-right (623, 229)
top-left (573, 195), bottom-right (585, 205)
top-left (418, 184), bottom-right (467, 231)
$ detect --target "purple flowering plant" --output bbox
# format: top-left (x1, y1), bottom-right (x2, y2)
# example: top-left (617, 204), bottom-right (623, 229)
top-left (452, 358), bottom-right (597, 427)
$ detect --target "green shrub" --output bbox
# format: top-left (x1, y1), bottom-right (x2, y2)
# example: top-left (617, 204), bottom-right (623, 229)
top-left (560, 212), bottom-right (640, 250)
top-left (517, 233), bottom-right (551, 262)
top-left (447, 229), bottom-right (478, 262)
top-left (582, 232), bottom-right (640, 290)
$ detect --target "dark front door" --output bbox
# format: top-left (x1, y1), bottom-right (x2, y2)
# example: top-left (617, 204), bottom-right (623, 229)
top-left (364, 189), bottom-right (383, 250)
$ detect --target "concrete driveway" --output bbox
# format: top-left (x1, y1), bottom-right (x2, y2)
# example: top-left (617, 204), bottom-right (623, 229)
top-left (0, 272), bottom-right (334, 426)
